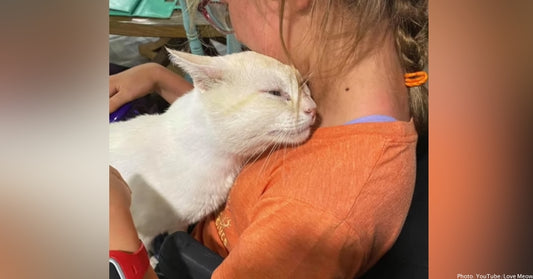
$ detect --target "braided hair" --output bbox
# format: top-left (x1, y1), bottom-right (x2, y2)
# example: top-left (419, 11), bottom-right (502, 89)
top-left (391, 0), bottom-right (428, 133)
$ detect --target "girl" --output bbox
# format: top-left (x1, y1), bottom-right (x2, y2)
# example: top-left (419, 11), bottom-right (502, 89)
top-left (109, 0), bottom-right (428, 278)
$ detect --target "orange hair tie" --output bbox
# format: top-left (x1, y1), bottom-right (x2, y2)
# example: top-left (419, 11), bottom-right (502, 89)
top-left (404, 71), bottom-right (428, 87)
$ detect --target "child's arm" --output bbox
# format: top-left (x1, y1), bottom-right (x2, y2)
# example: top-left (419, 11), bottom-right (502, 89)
top-left (109, 166), bottom-right (159, 279)
top-left (109, 63), bottom-right (193, 113)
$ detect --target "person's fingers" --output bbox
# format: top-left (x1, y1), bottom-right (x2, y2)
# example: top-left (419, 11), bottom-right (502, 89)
top-left (109, 91), bottom-right (130, 113)
top-left (109, 166), bottom-right (132, 206)
top-left (109, 166), bottom-right (139, 253)
top-left (109, 75), bottom-right (119, 97)
top-left (110, 166), bottom-right (129, 189)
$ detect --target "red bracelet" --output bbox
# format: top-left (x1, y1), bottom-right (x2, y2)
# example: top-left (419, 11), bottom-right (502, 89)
top-left (109, 241), bottom-right (149, 279)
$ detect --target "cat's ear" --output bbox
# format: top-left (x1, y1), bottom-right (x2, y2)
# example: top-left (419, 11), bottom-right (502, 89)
top-left (165, 48), bottom-right (225, 91)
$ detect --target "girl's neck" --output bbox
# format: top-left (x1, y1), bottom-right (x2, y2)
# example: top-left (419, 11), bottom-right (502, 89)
top-left (309, 36), bottom-right (410, 127)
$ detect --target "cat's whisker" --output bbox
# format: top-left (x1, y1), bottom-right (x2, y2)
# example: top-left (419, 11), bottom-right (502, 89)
top-left (265, 130), bottom-right (291, 167)
top-left (241, 153), bottom-right (257, 168)
top-left (237, 129), bottom-right (277, 172)
top-left (241, 144), bottom-right (269, 170)
top-left (256, 138), bottom-right (280, 179)
top-left (281, 136), bottom-right (289, 166)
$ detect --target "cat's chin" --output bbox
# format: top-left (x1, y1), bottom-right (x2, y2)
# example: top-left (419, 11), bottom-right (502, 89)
top-left (268, 125), bottom-right (312, 145)
top-left (289, 127), bottom-right (312, 144)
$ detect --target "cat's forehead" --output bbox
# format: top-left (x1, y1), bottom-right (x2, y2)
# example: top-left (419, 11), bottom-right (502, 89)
top-left (220, 52), bottom-right (303, 93)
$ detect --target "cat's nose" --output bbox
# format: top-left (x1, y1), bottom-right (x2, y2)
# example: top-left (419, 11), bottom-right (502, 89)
top-left (304, 107), bottom-right (316, 123)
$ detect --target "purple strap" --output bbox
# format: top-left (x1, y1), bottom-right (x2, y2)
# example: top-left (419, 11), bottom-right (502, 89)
top-left (109, 102), bottom-right (133, 123)
top-left (344, 115), bottom-right (397, 125)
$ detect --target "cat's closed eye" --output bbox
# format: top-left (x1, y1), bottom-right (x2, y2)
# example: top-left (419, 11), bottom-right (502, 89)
top-left (269, 90), bottom-right (281, 97)
top-left (265, 90), bottom-right (290, 101)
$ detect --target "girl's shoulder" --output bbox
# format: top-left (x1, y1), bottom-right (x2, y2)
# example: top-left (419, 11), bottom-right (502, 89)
top-left (233, 119), bottom-right (418, 221)
top-left (309, 118), bottom-right (417, 143)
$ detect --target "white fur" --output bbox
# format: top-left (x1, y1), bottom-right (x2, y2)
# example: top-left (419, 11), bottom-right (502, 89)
top-left (109, 49), bottom-right (316, 248)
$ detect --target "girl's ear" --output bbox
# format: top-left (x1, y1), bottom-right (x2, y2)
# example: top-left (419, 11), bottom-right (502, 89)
top-left (165, 48), bottom-right (225, 91)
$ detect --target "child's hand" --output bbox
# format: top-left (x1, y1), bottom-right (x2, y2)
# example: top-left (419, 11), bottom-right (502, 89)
top-left (109, 62), bottom-right (193, 113)
top-left (109, 165), bottom-right (132, 209)
top-left (109, 63), bottom-right (160, 113)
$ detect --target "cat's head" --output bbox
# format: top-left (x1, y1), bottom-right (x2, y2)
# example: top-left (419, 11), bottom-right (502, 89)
top-left (167, 49), bottom-right (316, 156)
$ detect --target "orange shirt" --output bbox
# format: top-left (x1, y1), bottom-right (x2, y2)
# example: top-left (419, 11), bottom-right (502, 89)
top-left (192, 120), bottom-right (418, 278)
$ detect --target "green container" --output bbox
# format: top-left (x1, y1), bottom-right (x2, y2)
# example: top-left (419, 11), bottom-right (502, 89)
top-left (110, 0), bottom-right (180, 18)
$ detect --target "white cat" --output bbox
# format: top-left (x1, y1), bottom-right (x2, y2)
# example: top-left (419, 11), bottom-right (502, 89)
top-left (109, 49), bottom-right (316, 248)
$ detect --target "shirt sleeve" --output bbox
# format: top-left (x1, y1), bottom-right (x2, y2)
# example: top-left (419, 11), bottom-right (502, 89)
top-left (211, 197), bottom-right (366, 279)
